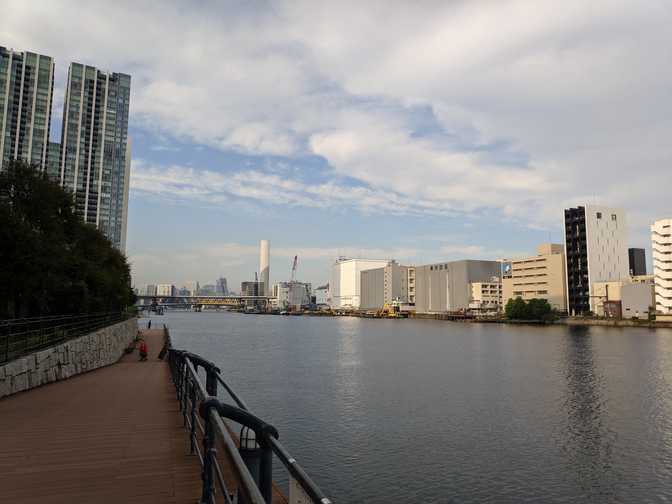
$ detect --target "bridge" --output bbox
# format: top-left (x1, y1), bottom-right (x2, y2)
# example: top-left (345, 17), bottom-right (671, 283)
top-left (0, 317), bottom-right (331, 503)
top-left (136, 295), bottom-right (275, 309)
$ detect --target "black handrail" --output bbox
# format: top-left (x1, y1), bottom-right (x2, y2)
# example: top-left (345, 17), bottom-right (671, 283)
top-left (0, 312), bottom-right (132, 364)
top-left (164, 324), bottom-right (332, 504)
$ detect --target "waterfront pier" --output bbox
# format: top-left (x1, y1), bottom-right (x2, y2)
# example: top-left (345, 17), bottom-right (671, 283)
top-left (0, 324), bottom-right (330, 503)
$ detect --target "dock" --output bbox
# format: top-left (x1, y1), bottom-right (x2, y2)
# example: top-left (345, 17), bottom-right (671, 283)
top-left (0, 328), bottom-right (202, 503)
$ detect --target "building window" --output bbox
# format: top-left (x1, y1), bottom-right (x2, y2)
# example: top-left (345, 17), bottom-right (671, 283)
top-left (597, 212), bottom-right (602, 219)
top-left (611, 214), bottom-right (617, 221)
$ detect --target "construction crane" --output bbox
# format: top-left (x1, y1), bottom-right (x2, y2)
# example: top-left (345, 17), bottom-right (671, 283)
top-left (290, 255), bottom-right (298, 283)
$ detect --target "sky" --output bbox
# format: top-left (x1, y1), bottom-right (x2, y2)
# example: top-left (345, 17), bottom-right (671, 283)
top-left (3, 1), bottom-right (671, 290)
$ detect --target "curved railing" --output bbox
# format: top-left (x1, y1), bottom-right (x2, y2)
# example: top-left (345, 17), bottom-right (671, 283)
top-left (164, 326), bottom-right (332, 504)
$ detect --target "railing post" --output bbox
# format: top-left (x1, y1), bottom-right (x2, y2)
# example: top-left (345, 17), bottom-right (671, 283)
top-left (258, 442), bottom-right (273, 504)
top-left (200, 413), bottom-right (216, 504)
top-left (189, 380), bottom-right (197, 455)
top-left (205, 367), bottom-right (218, 397)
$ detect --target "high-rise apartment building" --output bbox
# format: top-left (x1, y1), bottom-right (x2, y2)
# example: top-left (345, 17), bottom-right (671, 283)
top-left (564, 205), bottom-right (629, 315)
top-left (502, 243), bottom-right (567, 312)
top-left (651, 219), bottom-right (672, 315)
top-left (59, 63), bottom-right (131, 250)
top-left (0, 47), bottom-right (54, 171)
top-left (628, 248), bottom-right (647, 276)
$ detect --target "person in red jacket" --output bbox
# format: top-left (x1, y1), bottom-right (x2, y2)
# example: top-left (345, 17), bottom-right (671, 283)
top-left (138, 339), bottom-right (148, 361)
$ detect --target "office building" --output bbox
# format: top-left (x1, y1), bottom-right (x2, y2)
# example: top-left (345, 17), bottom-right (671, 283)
top-left (199, 284), bottom-right (216, 296)
top-left (628, 248), bottom-right (647, 276)
top-left (0, 47), bottom-right (54, 171)
top-left (651, 219), bottom-right (672, 315)
top-left (156, 284), bottom-right (176, 297)
top-left (469, 279), bottom-right (502, 312)
top-left (215, 277), bottom-right (229, 296)
top-left (414, 260), bottom-right (501, 313)
top-left (142, 284), bottom-right (157, 296)
top-left (360, 261), bottom-right (409, 310)
top-left (564, 205), bottom-right (629, 315)
top-left (408, 267), bottom-right (416, 305)
top-left (59, 63), bottom-right (131, 250)
top-left (502, 243), bottom-right (567, 312)
top-left (184, 281), bottom-right (200, 296)
top-left (273, 282), bottom-right (311, 310)
top-left (241, 281), bottom-right (263, 297)
top-left (330, 258), bottom-right (390, 309)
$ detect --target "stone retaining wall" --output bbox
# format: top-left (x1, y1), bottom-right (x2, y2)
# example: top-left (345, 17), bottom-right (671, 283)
top-left (0, 317), bottom-right (137, 399)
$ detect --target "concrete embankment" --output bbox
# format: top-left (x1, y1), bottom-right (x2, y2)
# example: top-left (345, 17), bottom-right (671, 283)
top-left (0, 317), bottom-right (137, 399)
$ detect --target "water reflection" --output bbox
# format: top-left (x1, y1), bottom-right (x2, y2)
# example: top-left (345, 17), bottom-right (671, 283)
top-left (559, 326), bottom-right (619, 501)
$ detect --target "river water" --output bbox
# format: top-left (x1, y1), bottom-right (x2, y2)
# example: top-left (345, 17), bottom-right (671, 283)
top-left (160, 311), bottom-right (672, 503)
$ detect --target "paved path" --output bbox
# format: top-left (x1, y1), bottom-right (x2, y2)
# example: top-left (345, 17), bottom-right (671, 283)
top-left (0, 328), bottom-right (202, 503)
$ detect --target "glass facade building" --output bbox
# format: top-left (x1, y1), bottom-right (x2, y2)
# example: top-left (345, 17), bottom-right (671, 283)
top-left (59, 63), bottom-right (131, 250)
top-left (0, 47), bottom-right (54, 171)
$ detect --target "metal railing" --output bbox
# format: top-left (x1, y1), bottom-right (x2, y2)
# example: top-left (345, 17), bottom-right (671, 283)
top-left (165, 326), bottom-right (332, 504)
top-left (0, 312), bottom-right (131, 364)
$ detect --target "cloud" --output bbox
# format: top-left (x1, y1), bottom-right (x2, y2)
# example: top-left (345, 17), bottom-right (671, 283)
top-left (4, 0), bottom-right (671, 233)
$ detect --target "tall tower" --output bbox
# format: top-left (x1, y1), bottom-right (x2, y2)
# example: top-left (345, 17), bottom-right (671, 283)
top-left (0, 47), bottom-right (54, 172)
top-left (59, 62), bottom-right (131, 250)
top-left (259, 240), bottom-right (270, 296)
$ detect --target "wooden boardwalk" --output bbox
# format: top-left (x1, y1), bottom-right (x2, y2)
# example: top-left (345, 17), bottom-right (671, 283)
top-left (0, 328), bottom-right (203, 503)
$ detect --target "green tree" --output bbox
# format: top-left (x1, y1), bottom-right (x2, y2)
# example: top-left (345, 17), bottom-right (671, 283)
top-left (528, 298), bottom-right (552, 321)
top-left (505, 297), bottom-right (527, 319)
top-left (0, 161), bottom-right (134, 318)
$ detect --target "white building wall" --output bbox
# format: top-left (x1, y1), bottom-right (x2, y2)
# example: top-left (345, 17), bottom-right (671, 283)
top-left (584, 205), bottom-right (629, 312)
top-left (259, 240), bottom-right (270, 296)
top-left (652, 219), bottom-right (672, 314)
top-left (330, 258), bottom-right (390, 309)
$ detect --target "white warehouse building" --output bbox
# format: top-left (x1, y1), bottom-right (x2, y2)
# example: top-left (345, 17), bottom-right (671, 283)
top-left (330, 258), bottom-right (390, 309)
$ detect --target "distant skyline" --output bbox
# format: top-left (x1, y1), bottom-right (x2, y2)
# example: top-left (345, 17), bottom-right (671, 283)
top-left (4, 1), bottom-right (671, 288)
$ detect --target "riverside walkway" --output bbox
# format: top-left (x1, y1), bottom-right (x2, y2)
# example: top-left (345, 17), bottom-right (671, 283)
top-left (0, 328), bottom-right (202, 503)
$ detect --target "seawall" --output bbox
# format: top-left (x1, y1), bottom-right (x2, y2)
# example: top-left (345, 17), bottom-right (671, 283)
top-left (0, 317), bottom-right (137, 399)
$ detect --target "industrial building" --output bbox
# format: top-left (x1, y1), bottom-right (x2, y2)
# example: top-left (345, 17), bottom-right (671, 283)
top-left (330, 258), bottom-right (390, 309)
top-left (313, 284), bottom-right (329, 306)
top-left (413, 260), bottom-right (501, 313)
top-left (272, 282), bottom-right (311, 310)
top-left (651, 219), bottom-right (672, 315)
top-left (502, 243), bottom-right (567, 312)
top-left (360, 261), bottom-right (409, 310)
top-left (591, 280), bottom-right (654, 319)
top-left (564, 205), bottom-right (629, 315)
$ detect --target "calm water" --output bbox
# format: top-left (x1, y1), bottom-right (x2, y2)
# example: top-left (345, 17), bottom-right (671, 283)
top-left (161, 311), bottom-right (672, 503)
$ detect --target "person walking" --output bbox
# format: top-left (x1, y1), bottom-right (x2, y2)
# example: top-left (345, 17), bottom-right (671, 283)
top-left (138, 339), bottom-right (148, 362)
top-left (147, 319), bottom-right (152, 330)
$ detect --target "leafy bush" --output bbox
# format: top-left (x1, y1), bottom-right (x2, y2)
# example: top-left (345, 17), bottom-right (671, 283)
top-left (505, 297), bottom-right (554, 321)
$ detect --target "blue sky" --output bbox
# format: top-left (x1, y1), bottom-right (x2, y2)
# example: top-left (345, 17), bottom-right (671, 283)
top-left (5, 1), bottom-right (671, 290)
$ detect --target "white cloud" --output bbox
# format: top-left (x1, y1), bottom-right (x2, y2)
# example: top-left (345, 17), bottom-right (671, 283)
top-left (4, 0), bottom-right (671, 233)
